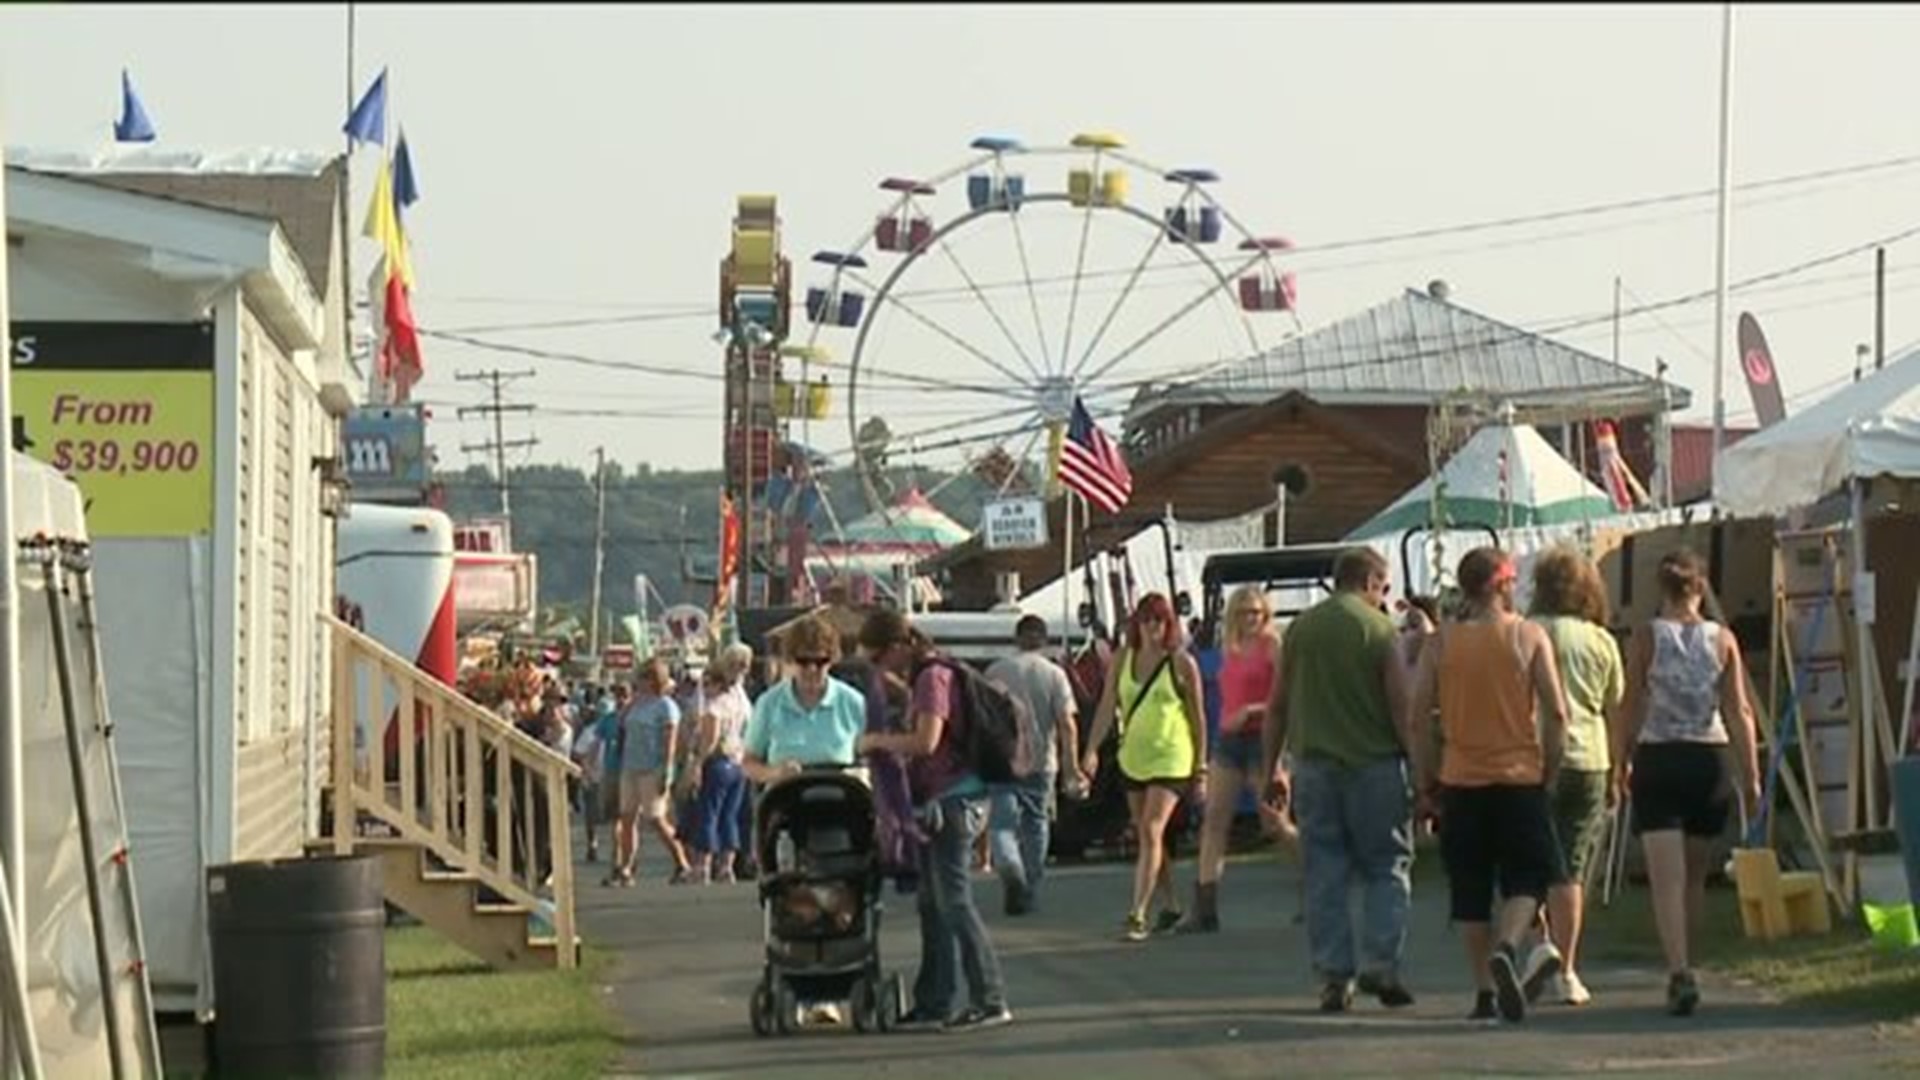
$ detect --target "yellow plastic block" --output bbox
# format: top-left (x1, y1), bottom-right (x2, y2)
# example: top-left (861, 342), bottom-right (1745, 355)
top-left (1732, 848), bottom-right (1831, 941)
top-left (1101, 170), bottom-right (1128, 207)
top-left (806, 378), bottom-right (831, 420)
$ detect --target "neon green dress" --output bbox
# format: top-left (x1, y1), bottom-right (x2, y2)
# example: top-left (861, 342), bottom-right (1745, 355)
top-left (1116, 649), bottom-right (1196, 783)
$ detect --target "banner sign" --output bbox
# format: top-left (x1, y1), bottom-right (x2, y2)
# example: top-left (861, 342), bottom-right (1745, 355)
top-left (982, 497), bottom-right (1049, 551)
top-left (343, 403), bottom-right (430, 504)
top-left (1737, 312), bottom-right (1788, 430)
top-left (9, 321), bottom-right (215, 536)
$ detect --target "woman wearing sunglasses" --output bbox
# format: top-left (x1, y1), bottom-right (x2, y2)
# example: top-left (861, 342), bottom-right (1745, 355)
top-left (743, 615), bottom-right (868, 782)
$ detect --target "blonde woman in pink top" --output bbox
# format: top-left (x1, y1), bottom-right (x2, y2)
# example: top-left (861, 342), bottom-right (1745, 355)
top-left (1181, 585), bottom-right (1285, 933)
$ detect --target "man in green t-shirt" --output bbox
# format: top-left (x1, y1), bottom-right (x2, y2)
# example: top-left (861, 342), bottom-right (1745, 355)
top-left (1262, 546), bottom-right (1417, 1014)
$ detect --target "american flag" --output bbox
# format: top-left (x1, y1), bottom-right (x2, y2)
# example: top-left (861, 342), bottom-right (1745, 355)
top-left (1058, 397), bottom-right (1133, 514)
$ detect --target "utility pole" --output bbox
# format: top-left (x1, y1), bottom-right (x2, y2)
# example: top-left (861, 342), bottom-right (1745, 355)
top-left (455, 368), bottom-right (537, 547)
top-left (1876, 247), bottom-right (1887, 371)
top-left (587, 447), bottom-right (608, 672)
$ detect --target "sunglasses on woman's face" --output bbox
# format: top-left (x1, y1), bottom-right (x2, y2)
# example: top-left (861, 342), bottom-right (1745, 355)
top-left (793, 656), bottom-right (832, 670)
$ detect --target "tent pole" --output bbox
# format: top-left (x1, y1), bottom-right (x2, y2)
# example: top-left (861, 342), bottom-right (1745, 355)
top-left (1849, 479), bottom-right (1882, 825)
top-left (0, 102), bottom-right (31, 1078)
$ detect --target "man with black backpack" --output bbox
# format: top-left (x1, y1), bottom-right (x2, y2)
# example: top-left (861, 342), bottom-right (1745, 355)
top-left (857, 610), bottom-right (1013, 1034)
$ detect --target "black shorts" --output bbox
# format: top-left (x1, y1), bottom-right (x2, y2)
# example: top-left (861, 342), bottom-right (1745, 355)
top-left (1440, 784), bottom-right (1559, 923)
top-left (1123, 775), bottom-right (1191, 796)
top-left (1630, 742), bottom-right (1731, 838)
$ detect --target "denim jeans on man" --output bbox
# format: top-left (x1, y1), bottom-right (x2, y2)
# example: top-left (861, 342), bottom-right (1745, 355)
top-left (912, 793), bottom-right (1007, 1017)
top-left (988, 771), bottom-right (1053, 901)
top-left (1291, 756), bottom-right (1415, 984)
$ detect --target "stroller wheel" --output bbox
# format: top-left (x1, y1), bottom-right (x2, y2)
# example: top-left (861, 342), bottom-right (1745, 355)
top-left (749, 981), bottom-right (774, 1038)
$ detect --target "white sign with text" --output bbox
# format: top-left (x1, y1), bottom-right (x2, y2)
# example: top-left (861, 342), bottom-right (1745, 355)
top-left (982, 497), bottom-right (1049, 551)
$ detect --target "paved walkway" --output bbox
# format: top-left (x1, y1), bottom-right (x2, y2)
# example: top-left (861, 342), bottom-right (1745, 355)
top-left (578, 846), bottom-right (1917, 1078)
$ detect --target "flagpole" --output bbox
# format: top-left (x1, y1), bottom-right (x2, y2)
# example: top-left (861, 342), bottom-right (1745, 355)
top-left (1710, 2), bottom-right (1736, 466)
top-left (1060, 491), bottom-right (1075, 660)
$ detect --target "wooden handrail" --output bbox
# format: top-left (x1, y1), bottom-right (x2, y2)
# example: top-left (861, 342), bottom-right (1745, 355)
top-left (322, 614), bottom-right (579, 968)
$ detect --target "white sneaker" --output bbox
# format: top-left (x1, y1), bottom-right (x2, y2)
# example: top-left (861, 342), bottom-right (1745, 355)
top-left (1520, 941), bottom-right (1564, 1005)
top-left (1558, 971), bottom-right (1592, 1006)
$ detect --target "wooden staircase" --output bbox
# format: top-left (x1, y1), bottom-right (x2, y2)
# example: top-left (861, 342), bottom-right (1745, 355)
top-left (318, 615), bottom-right (580, 971)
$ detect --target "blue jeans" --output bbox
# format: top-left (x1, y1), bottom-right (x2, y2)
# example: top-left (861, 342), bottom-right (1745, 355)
top-left (696, 756), bottom-right (746, 855)
top-left (1292, 756), bottom-right (1415, 984)
top-left (988, 771), bottom-right (1053, 899)
top-left (912, 794), bottom-right (1007, 1016)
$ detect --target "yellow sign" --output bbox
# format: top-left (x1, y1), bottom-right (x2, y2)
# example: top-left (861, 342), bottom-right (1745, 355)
top-left (9, 320), bottom-right (217, 538)
top-left (13, 371), bottom-right (215, 536)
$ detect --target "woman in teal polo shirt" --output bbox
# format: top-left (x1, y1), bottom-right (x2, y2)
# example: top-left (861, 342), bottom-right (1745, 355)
top-left (744, 615), bottom-right (867, 780)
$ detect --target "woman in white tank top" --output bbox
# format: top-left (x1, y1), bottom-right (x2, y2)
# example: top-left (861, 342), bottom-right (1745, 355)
top-left (1614, 549), bottom-right (1759, 1018)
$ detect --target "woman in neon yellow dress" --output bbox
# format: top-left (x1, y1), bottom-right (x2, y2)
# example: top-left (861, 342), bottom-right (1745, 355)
top-left (1082, 593), bottom-right (1207, 942)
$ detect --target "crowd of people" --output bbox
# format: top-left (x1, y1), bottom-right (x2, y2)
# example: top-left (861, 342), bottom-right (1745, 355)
top-left (541, 540), bottom-right (1758, 1032)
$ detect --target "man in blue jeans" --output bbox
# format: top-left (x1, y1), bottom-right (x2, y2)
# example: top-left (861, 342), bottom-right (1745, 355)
top-left (1262, 547), bottom-right (1418, 1013)
top-left (858, 610), bottom-right (1012, 1034)
top-left (985, 615), bottom-right (1081, 915)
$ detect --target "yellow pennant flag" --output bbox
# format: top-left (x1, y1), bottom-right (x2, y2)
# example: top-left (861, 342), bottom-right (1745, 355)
top-left (361, 158), bottom-right (415, 289)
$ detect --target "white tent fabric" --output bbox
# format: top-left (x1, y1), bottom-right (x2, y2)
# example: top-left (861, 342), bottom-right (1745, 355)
top-left (1715, 350), bottom-right (1920, 516)
top-left (1349, 423), bottom-right (1619, 539)
top-left (12, 452), bottom-right (159, 1077)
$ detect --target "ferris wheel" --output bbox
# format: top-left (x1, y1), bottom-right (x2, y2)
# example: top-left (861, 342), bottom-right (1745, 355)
top-left (794, 131), bottom-right (1302, 513)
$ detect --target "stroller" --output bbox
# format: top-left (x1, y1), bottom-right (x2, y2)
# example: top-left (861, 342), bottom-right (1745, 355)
top-left (748, 766), bottom-right (903, 1036)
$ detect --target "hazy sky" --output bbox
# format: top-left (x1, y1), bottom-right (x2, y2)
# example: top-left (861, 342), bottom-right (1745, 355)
top-left (8, 3), bottom-right (1920, 483)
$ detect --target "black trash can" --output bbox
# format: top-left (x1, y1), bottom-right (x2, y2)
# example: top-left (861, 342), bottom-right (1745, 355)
top-left (207, 854), bottom-right (386, 1078)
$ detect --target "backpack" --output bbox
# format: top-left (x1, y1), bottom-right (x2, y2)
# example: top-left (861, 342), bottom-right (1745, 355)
top-left (919, 656), bottom-right (1034, 784)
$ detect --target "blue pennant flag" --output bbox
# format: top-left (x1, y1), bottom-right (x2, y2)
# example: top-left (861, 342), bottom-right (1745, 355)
top-left (343, 69), bottom-right (387, 147)
top-left (393, 130), bottom-right (420, 210)
top-left (113, 69), bottom-right (156, 143)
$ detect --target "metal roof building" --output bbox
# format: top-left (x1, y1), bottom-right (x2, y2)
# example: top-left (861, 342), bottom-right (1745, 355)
top-left (1128, 285), bottom-right (1691, 438)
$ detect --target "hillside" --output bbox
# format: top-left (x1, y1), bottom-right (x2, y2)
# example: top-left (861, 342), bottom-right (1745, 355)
top-left (434, 461), bottom-right (1018, 618)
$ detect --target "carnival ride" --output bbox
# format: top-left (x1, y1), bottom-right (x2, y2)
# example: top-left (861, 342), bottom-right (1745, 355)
top-left (712, 131), bottom-right (1304, 614)
top-left (798, 131), bottom-right (1301, 516)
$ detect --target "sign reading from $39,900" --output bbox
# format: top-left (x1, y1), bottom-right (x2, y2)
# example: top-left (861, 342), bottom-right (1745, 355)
top-left (9, 321), bottom-right (215, 537)
top-left (982, 497), bottom-right (1049, 551)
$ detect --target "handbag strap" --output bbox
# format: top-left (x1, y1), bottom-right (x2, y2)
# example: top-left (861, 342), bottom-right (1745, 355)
top-left (1120, 652), bottom-right (1172, 736)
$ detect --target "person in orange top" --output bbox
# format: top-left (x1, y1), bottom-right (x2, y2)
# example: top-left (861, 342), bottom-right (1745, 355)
top-left (1409, 547), bottom-right (1570, 1025)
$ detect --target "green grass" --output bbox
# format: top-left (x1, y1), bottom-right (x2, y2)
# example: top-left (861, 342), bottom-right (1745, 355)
top-left (386, 928), bottom-right (617, 1080)
top-left (1584, 884), bottom-right (1920, 1019)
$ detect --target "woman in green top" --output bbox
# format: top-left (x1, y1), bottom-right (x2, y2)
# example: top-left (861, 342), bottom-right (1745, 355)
top-left (1525, 547), bottom-right (1624, 1006)
top-left (1082, 593), bottom-right (1207, 942)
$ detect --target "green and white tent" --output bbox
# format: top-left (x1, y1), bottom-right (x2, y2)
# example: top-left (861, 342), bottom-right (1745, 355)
top-left (1348, 422), bottom-right (1618, 540)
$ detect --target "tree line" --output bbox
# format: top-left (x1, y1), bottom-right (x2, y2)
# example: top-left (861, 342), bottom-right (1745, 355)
top-left (434, 459), bottom-right (1020, 624)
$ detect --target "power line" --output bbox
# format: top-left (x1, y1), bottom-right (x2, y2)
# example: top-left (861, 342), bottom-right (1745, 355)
top-left (410, 148), bottom-right (1920, 334)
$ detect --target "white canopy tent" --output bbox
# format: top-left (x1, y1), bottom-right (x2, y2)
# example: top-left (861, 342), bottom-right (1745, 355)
top-left (1714, 350), bottom-right (1920, 517)
top-left (1714, 350), bottom-right (1920, 822)
top-left (1350, 422), bottom-right (1620, 540)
